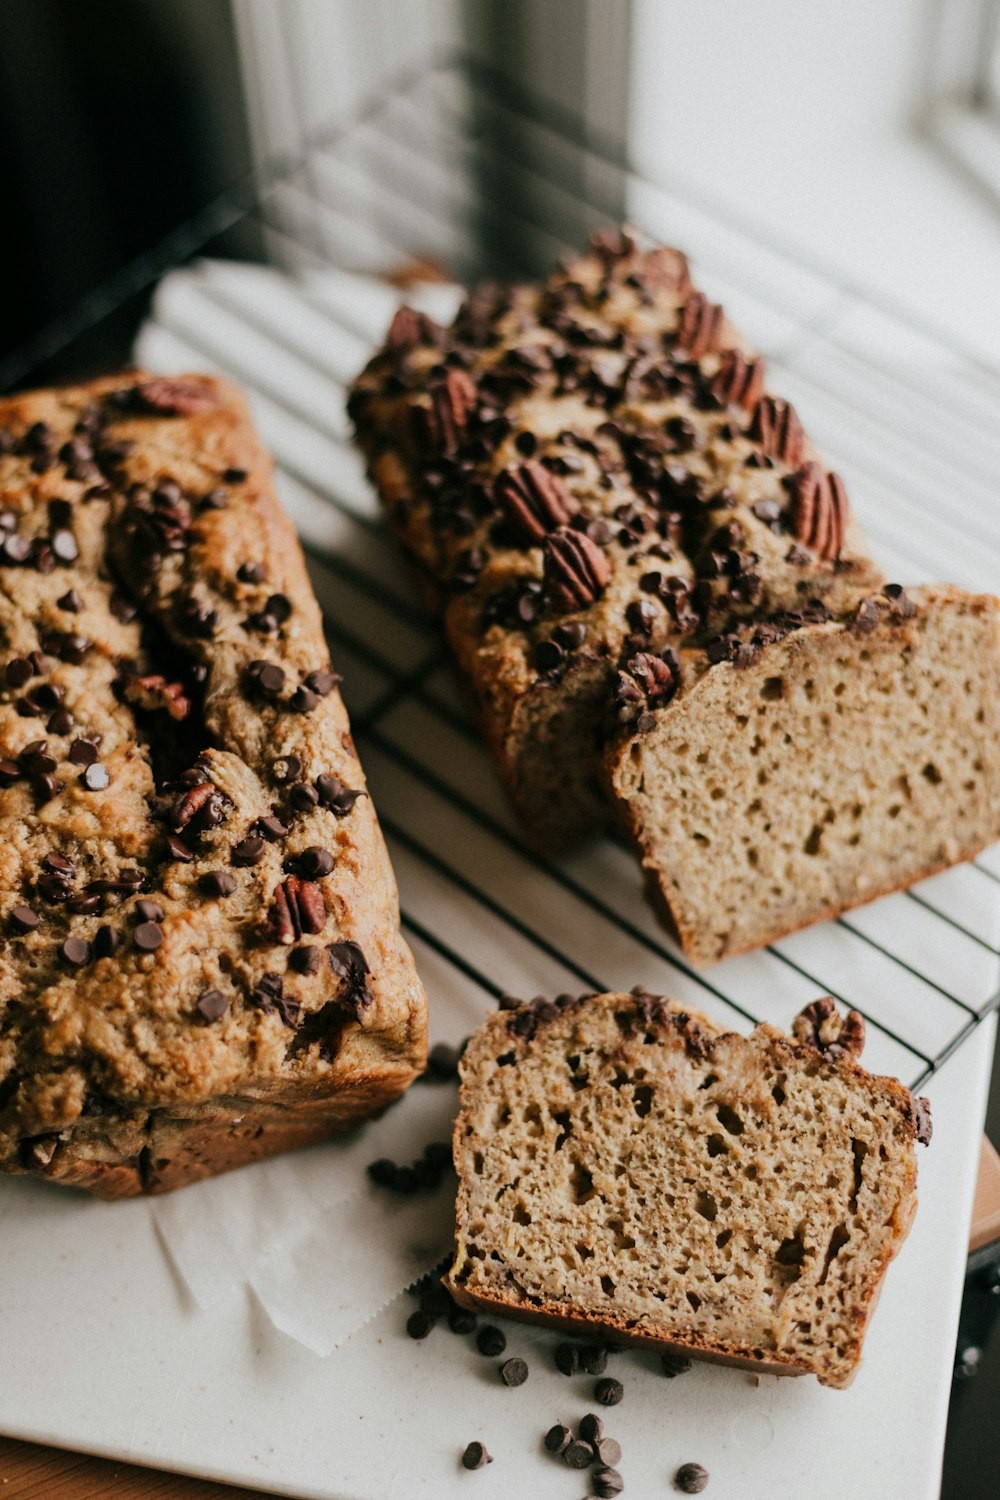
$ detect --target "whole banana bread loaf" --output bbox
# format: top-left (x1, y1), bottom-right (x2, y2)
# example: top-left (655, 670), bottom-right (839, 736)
top-left (445, 989), bottom-right (930, 1388)
top-left (350, 230), bottom-right (1000, 960)
top-left (0, 373), bottom-right (427, 1198)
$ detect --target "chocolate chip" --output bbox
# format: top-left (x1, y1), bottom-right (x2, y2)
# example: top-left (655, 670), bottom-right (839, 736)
top-left (66, 893), bottom-right (100, 915)
top-left (135, 899), bottom-right (164, 922)
top-left (316, 774), bottom-right (363, 816)
top-left (367, 1158), bottom-right (397, 1187)
top-left (51, 529), bottom-right (78, 563)
top-left (289, 783), bottom-right (320, 812)
top-left (406, 1309), bottom-right (434, 1340)
top-left (545, 1424), bottom-right (572, 1455)
top-left (199, 487), bottom-right (229, 511)
top-left (224, 467), bottom-right (248, 484)
top-left (33, 773), bottom-right (64, 802)
top-left (47, 709), bottom-right (75, 735)
top-left (6, 657), bottom-right (34, 688)
top-left (0, 759), bottom-right (20, 786)
top-left (272, 754), bottom-right (302, 784)
top-left (579, 1414), bottom-right (603, 1444)
top-left (80, 763), bottom-right (110, 791)
top-left (290, 945), bottom-right (321, 975)
top-left (232, 835), bottom-right (266, 866)
top-left (448, 1305), bottom-right (477, 1335)
top-left (195, 989), bottom-right (229, 1022)
top-left (255, 814), bottom-right (290, 842)
top-left (595, 1378), bottom-right (623, 1406)
top-left (499, 1357), bottom-right (528, 1387)
top-left (305, 669), bottom-right (341, 696)
top-left (60, 936), bottom-right (89, 966)
top-left (94, 925), bottom-right (122, 957)
top-left (593, 1465), bottom-right (624, 1496)
top-left (289, 686), bottom-right (319, 714)
top-left (42, 850), bottom-right (74, 875)
top-left (109, 592), bottom-right (138, 623)
top-left (675, 1463), bottom-right (709, 1493)
top-left (247, 660), bottom-right (286, 697)
top-left (595, 1438), bottom-right (622, 1468)
top-left (555, 1343), bottom-right (580, 1376)
top-left (563, 1440), bottom-right (594, 1470)
top-left (200, 870), bottom-right (237, 898)
top-left (134, 921), bottom-right (163, 951)
top-left (461, 1441), bottom-right (492, 1471)
top-left (10, 905), bottom-right (39, 933)
top-left (426, 1041), bottom-right (459, 1080)
top-left (661, 1352), bottom-right (692, 1378)
top-left (476, 1325), bottom-right (506, 1357)
top-left (580, 1345), bottom-right (609, 1375)
top-left (238, 562), bottom-right (266, 584)
top-left (295, 846), bottom-right (334, 878)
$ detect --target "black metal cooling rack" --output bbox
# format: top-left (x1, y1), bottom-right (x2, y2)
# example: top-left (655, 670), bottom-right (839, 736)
top-left (5, 56), bottom-right (1000, 1094)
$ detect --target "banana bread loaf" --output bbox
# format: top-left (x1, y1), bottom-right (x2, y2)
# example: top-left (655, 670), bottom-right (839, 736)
top-left (445, 990), bottom-right (930, 1388)
top-left (350, 229), bottom-right (1000, 960)
top-left (0, 373), bottom-right (427, 1198)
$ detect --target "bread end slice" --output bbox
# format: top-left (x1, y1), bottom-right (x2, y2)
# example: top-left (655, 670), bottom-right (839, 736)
top-left (605, 585), bottom-right (1000, 964)
top-left (444, 991), bottom-right (928, 1389)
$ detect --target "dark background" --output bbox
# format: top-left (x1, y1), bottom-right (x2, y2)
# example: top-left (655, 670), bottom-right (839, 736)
top-left (1, 2), bottom-right (998, 1495)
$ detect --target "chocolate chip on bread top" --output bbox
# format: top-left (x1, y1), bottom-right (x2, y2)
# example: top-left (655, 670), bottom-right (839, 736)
top-left (0, 374), bottom-right (427, 1197)
top-left (352, 229), bottom-right (1000, 960)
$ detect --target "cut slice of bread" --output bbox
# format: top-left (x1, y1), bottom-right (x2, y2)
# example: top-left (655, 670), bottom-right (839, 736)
top-left (605, 585), bottom-right (1000, 964)
top-left (444, 991), bottom-right (929, 1389)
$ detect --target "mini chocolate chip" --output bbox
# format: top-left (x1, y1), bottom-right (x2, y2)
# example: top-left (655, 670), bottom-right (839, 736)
top-left (448, 1305), bottom-right (477, 1334)
top-left (289, 686), bottom-right (319, 714)
top-left (199, 487), bottom-right (229, 510)
top-left (534, 638), bottom-right (564, 672)
top-left (135, 899), bottom-right (164, 922)
top-left (545, 1424), bottom-right (572, 1455)
top-left (6, 657), bottom-right (34, 687)
top-left (554, 1343), bottom-right (580, 1376)
top-left (406, 1309), bottom-right (433, 1340)
top-left (134, 921), bottom-right (163, 951)
top-left (595, 1439), bottom-right (622, 1468)
top-left (10, 905), bottom-right (39, 933)
top-left (593, 1465), bottom-right (624, 1496)
top-left (595, 1378), bottom-right (623, 1406)
top-left (200, 870), bottom-right (237, 898)
top-left (94, 925), bottom-right (122, 957)
top-left (461, 1442), bottom-right (492, 1471)
top-left (272, 754), bottom-right (303, 784)
top-left (60, 936), bottom-right (89, 966)
top-left (197, 989), bottom-right (229, 1022)
top-left (232, 835), bottom-right (266, 866)
top-left (660, 1352), bottom-right (692, 1377)
top-left (580, 1345), bottom-right (609, 1375)
top-left (304, 669), bottom-right (340, 696)
top-left (237, 562), bottom-right (267, 584)
top-left (47, 709), bottom-right (75, 735)
top-left (579, 1414), bottom-right (603, 1445)
top-left (675, 1463), bottom-right (709, 1493)
top-left (476, 1325), bottom-right (506, 1357)
top-left (224, 467), bottom-right (248, 484)
top-left (499, 1357), bottom-right (528, 1387)
top-left (563, 1439), bottom-right (594, 1470)
top-left (290, 944), bottom-right (322, 974)
top-left (296, 846), bottom-right (334, 878)
top-left (264, 593), bottom-right (292, 623)
top-left (80, 763), bottom-right (110, 791)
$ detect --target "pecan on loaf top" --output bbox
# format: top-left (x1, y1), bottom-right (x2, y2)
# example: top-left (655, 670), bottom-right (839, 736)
top-left (0, 374), bottom-right (424, 1159)
top-left (349, 229), bottom-right (883, 738)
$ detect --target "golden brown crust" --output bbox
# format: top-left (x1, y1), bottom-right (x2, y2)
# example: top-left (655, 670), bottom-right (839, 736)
top-left (0, 374), bottom-right (427, 1195)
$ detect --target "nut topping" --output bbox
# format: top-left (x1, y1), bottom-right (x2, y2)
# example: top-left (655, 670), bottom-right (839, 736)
top-left (543, 528), bottom-right (611, 612)
top-left (792, 997), bottom-right (865, 1060)
top-left (675, 291), bottom-right (725, 359)
top-left (265, 876), bottom-right (326, 943)
top-left (749, 396), bottom-right (805, 467)
top-left (132, 378), bottom-right (221, 416)
top-left (495, 461), bottom-right (580, 545)
top-left (416, 367), bottom-right (478, 455)
top-left (386, 305), bottom-right (440, 354)
top-left (787, 461), bottom-right (848, 561)
top-left (710, 350), bottom-right (765, 410)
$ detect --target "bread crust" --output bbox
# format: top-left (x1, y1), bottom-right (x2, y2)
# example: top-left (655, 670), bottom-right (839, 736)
top-left (0, 373), bottom-right (427, 1195)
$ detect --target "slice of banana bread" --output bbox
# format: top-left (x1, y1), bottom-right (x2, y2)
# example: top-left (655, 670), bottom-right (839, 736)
top-left (444, 990), bottom-right (929, 1389)
top-left (0, 374), bottom-right (427, 1198)
top-left (606, 584), bottom-right (1000, 963)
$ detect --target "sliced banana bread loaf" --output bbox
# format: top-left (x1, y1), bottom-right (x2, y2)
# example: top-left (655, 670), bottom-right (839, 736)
top-left (445, 990), bottom-right (929, 1389)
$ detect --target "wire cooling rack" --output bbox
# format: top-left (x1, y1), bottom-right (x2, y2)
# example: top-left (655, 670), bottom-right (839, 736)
top-left (6, 59), bottom-right (1000, 1093)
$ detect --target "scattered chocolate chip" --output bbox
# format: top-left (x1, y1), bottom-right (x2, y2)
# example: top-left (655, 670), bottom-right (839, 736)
top-left (461, 1441), bottom-right (492, 1471)
top-left (367, 1157), bottom-right (397, 1187)
top-left (545, 1424), bottom-right (572, 1455)
top-left (80, 763), bottom-right (110, 791)
top-left (315, 774), bottom-right (363, 816)
top-left (580, 1345), bottom-right (609, 1375)
top-left (134, 899), bottom-right (164, 923)
top-left (595, 1378), bottom-right (623, 1407)
top-left (449, 1305), bottom-right (477, 1335)
top-left (10, 905), bottom-right (39, 933)
top-left (564, 1440), bottom-right (595, 1470)
top-left (94, 925), bottom-right (122, 957)
top-left (196, 989), bottom-right (229, 1022)
top-left (295, 846), bottom-right (334, 878)
top-left (660, 1352), bottom-right (692, 1377)
top-left (272, 754), bottom-right (303, 784)
top-left (593, 1465), bottom-right (624, 1497)
top-left (60, 935), bottom-right (90, 967)
top-left (289, 944), bottom-right (322, 975)
top-left (247, 660), bottom-right (286, 698)
top-left (675, 1463), bottom-right (709, 1493)
top-left (6, 657), bottom-right (34, 688)
top-left (200, 870), bottom-right (237, 898)
top-left (134, 921), bottom-right (163, 952)
top-left (406, 1309), bottom-right (434, 1340)
top-left (232, 834), bottom-right (266, 866)
top-left (47, 709), bottom-right (75, 735)
top-left (476, 1325), bottom-right (506, 1357)
top-left (499, 1357), bottom-right (528, 1387)
top-left (289, 782), bottom-right (320, 812)
top-left (305, 668), bottom-right (341, 696)
top-left (579, 1414), bottom-right (603, 1445)
top-left (426, 1041), bottom-right (460, 1080)
top-left (595, 1438), bottom-right (622, 1468)
top-left (33, 772), bottom-right (64, 802)
top-left (255, 814), bottom-right (290, 842)
top-left (555, 1343), bottom-right (580, 1377)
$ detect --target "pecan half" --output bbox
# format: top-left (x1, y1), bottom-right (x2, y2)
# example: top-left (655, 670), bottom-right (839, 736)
top-left (171, 780), bottom-right (224, 832)
top-left (710, 350), bottom-right (765, 410)
top-left (675, 292), bottom-right (725, 359)
top-left (120, 674), bottom-right (191, 721)
top-left (750, 396), bottom-right (805, 467)
top-left (792, 997), bottom-right (865, 1060)
top-left (415, 368), bottom-right (478, 454)
top-left (625, 650), bottom-right (678, 703)
top-left (132, 378), bottom-right (220, 417)
top-left (543, 528), bottom-right (611, 612)
top-left (386, 305), bottom-right (440, 355)
top-left (495, 461), bottom-right (579, 545)
top-left (787, 462), bottom-right (848, 561)
top-left (265, 875), bottom-right (326, 944)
